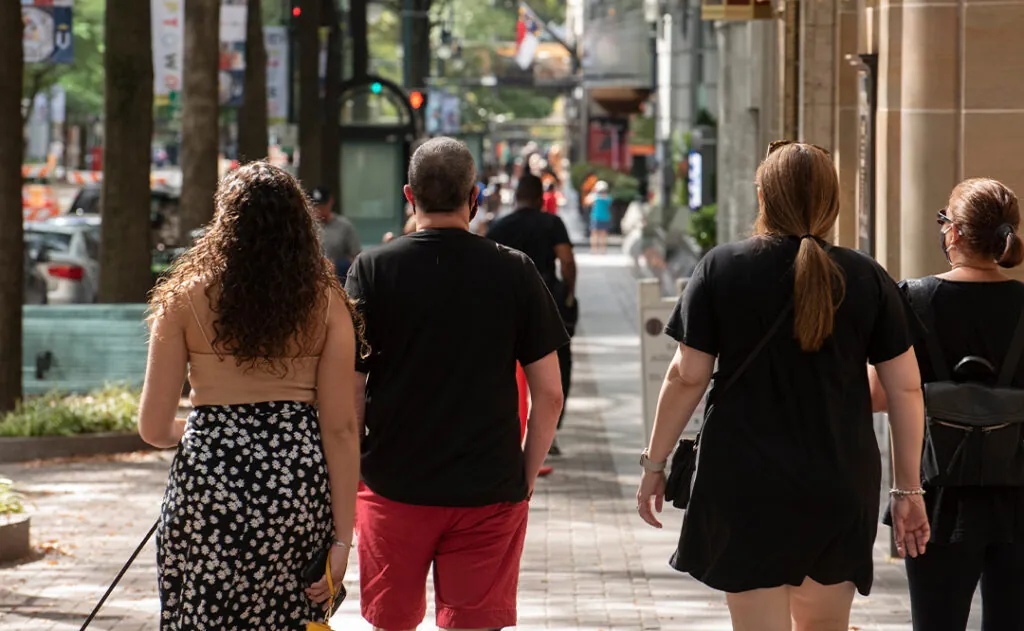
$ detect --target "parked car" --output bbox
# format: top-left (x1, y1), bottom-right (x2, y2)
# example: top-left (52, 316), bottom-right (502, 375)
top-left (24, 216), bottom-right (101, 304)
top-left (67, 182), bottom-right (183, 247)
top-left (23, 249), bottom-right (47, 305)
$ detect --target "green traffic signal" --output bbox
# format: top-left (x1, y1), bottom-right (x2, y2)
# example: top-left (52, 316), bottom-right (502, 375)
top-left (370, 82), bottom-right (383, 94)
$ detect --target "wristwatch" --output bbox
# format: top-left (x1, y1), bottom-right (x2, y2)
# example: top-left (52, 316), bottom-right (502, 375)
top-left (640, 450), bottom-right (667, 473)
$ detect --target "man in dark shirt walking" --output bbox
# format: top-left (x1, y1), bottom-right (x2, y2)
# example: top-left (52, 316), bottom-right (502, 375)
top-left (345, 137), bottom-right (567, 631)
top-left (487, 173), bottom-right (578, 456)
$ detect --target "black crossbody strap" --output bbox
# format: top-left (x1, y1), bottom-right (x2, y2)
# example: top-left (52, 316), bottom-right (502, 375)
top-left (905, 276), bottom-right (950, 382)
top-left (717, 300), bottom-right (794, 396)
top-left (998, 308), bottom-right (1024, 386)
top-left (80, 518), bottom-right (158, 630)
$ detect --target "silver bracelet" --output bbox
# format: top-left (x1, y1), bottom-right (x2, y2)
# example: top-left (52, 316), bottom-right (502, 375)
top-left (334, 540), bottom-right (353, 550)
top-left (889, 488), bottom-right (926, 497)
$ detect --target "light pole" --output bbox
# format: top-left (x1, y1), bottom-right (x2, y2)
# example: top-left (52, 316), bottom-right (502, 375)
top-left (643, 0), bottom-right (660, 215)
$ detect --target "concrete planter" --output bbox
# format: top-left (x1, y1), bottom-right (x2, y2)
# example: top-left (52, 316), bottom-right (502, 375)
top-left (0, 515), bottom-right (31, 563)
top-left (0, 432), bottom-right (156, 464)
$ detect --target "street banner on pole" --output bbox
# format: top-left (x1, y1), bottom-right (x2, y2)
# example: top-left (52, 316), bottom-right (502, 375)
top-left (515, 4), bottom-right (542, 70)
top-left (22, 0), bottom-right (74, 65)
top-left (152, 0), bottom-right (185, 105)
top-left (265, 27), bottom-right (290, 126)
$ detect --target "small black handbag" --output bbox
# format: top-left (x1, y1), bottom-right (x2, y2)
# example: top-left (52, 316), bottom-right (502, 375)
top-left (664, 301), bottom-right (793, 509)
top-left (906, 277), bottom-right (1024, 488)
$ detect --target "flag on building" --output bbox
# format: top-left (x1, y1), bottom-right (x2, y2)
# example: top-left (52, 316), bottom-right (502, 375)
top-left (515, 4), bottom-right (542, 70)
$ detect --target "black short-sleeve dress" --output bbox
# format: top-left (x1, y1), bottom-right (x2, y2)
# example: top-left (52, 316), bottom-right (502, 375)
top-left (664, 236), bottom-right (912, 596)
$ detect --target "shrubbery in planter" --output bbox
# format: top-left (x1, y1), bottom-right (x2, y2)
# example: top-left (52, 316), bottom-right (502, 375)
top-left (0, 385), bottom-right (140, 437)
top-left (0, 478), bottom-right (24, 518)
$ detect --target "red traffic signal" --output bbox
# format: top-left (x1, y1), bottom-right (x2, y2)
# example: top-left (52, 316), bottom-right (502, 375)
top-left (409, 91), bottom-right (424, 110)
top-left (292, 6), bottom-right (302, 17)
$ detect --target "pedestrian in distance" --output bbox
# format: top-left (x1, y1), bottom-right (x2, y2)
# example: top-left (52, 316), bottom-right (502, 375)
top-left (870, 178), bottom-right (1024, 631)
top-left (585, 180), bottom-right (612, 253)
top-left (636, 141), bottom-right (930, 631)
top-left (139, 163), bottom-right (363, 630)
top-left (488, 173), bottom-right (578, 457)
top-left (345, 137), bottom-right (567, 631)
top-left (310, 185), bottom-right (361, 279)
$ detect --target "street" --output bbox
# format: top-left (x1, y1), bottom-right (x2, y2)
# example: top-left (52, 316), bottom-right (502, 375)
top-left (0, 252), bottom-right (979, 630)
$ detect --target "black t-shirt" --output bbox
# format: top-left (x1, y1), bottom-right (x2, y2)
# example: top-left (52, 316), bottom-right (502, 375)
top-left (662, 236), bottom-right (912, 596)
top-left (345, 228), bottom-right (569, 507)
top-left (895, 278), bottom-right (1024, 545)
top-left (486, 207), bottom-right (571, 287)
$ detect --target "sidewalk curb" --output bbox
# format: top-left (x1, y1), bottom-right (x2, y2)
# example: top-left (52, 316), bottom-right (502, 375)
top-left (0, 432), bottom-right (155, 464)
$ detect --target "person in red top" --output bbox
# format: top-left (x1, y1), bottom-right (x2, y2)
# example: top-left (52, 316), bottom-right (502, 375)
top-left (542, 181), bottom-right (559, 214)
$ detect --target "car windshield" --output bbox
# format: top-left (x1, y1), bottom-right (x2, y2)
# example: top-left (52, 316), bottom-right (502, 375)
top-left (25, 230), bottom-right (73, 259)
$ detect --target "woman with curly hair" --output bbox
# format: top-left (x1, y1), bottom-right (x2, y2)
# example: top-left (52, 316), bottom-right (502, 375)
top-left (138, 162), bottom-right (362, 630)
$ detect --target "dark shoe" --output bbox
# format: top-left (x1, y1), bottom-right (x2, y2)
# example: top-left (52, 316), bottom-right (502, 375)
top-left (548, 440), bottom-right (562, 457)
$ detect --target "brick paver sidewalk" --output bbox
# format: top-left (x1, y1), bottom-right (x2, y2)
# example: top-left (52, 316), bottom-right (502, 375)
top-left (0, 252), bottom-right (978, 630)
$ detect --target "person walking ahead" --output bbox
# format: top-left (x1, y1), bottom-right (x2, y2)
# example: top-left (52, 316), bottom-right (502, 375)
top-left (871, 178), bottom-right (1024, 631)
top-left (346, 137), bottom-right (568, 631)
top-left (139, 163), bottom-right (362, 630)
top-left (488, 173), bottom-right (577, 456)
top-left (636, 141), bottom-right (930, 631)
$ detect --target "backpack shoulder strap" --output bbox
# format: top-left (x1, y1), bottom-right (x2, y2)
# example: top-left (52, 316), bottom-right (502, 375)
top-left (998, 306), bottom-right (1024, 386)
top-left (904, 276), bottom-right (950, 381)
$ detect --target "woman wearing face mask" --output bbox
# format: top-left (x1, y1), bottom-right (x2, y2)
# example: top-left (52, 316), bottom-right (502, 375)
top-left (871, 178), bottom-right (1024, 630)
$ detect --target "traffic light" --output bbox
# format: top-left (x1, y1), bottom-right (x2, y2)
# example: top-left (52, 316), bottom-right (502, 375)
top-left (370, 82), bottom-right (383, 95)
top-left (409, 90), bottom-right (424, 110)
top-left (292, 6), bottom-right (302, 17)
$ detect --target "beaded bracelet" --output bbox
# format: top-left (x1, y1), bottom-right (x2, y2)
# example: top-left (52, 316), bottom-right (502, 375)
top-left (889, 488), bottom-right (926, 497)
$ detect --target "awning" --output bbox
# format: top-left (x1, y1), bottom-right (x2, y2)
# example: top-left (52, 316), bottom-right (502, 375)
top-left (588, 87), bottom-right (652, 115)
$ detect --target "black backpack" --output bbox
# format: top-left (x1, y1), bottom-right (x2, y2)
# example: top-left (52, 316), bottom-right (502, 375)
top-left (906, 276), bottom-right (1024, 487)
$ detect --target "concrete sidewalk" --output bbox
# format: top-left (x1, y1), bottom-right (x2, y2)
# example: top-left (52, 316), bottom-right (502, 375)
top-left (0, 253), bottom-right (975, 630)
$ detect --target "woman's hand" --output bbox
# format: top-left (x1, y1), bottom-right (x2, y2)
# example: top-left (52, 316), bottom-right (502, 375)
top-left (890, 494), bottom-right (930, 558)
top-left (305, 546), bottom-right (350, 606)
top-left (636, 470), bottom-right (666, 529)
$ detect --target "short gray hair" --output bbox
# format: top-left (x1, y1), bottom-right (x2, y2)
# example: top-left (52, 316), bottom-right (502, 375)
top-left (408, 137), bottom-right (477, 213)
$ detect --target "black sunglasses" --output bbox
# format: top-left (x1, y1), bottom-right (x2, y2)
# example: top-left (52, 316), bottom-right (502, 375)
top-left (766, 139), bottom-right (833, 159)
top-left (937, 209), bottom-right (953, 226)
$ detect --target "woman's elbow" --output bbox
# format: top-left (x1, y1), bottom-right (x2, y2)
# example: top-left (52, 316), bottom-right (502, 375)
top-left (138, 418), bottom-right (173, 449)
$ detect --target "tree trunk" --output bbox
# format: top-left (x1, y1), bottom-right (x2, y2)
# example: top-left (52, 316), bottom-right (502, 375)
top-left (350, 0), bottom-right (369, 124)
top-left (238, 0), bottom-right (269, 164)
top-left (180, 0), bottom-right (222, 239)
top-left (321, 0), bottom-right (342, 198)
top-left (0, 0), bottom-right (24, 412)
top-left (100, 0), bottom-right (155, 303)
top-left (297, 0), bottom-right (323, 188)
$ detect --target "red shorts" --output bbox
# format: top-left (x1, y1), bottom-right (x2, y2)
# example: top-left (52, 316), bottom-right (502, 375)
top-left (356, 485), bottom-right (530, 630)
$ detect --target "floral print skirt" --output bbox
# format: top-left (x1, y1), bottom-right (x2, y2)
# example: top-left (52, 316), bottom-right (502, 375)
top-left (157, 402), bottom-right (333, 630)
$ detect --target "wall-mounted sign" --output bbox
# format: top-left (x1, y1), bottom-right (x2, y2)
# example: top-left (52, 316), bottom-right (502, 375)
top-left (701, 0), bottom-right (773, 21)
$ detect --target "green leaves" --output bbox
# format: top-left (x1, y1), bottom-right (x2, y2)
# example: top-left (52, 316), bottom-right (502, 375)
top-left (0, 478), bottom-right (25, 517)
top-left (0, 385), bottom-right (140, 438)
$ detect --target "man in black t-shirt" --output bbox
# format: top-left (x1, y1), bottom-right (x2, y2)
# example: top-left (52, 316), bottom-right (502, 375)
top-left (345, 137), bottom-right (567, 631)
top-left (488, 174), bottom-right (577, 456)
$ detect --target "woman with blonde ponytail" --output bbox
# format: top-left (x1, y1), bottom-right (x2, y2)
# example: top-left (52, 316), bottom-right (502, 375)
top-left (636, 141), bottom-right (930, 630)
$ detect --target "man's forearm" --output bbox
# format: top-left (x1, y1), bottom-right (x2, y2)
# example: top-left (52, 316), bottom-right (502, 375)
top-left (563, 261), bottom-right (577, 298)
top-left (523, 394), bottom-right (562, 491)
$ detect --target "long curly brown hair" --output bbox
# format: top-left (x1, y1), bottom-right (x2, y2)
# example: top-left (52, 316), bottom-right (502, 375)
top-left (150, 162), bottom-right (364, 371)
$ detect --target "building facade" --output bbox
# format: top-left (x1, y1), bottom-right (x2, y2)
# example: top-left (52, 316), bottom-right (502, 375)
top-left (715, 0), bottom-right (1024, 281)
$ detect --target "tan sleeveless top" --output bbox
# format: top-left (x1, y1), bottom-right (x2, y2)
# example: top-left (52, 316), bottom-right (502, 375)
top-left (185, 289), bottom-right (328, 407)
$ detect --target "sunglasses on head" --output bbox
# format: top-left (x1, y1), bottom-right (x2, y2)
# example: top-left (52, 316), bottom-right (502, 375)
top-left (766, 140), bottom-right (833, 159)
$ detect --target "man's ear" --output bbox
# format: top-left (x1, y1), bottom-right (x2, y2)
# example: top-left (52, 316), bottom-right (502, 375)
top-left (403, 185), bottom-right (415, 207)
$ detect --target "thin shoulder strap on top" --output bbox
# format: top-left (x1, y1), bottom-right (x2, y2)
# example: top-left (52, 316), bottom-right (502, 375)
top-left (324, 288), bottom-right (332, 325)
top-left (185, 290), bottom-right (224, 360)
top-left (905, 276), bottom-right (949, 381)
top-left (717, 299), bottom-right (794, 396)
top-left (998, 307), bottom-right (1024, 386)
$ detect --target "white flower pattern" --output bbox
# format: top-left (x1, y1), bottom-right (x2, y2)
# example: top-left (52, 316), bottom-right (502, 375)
top-left (157, 402), bottom-right (333, 630)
